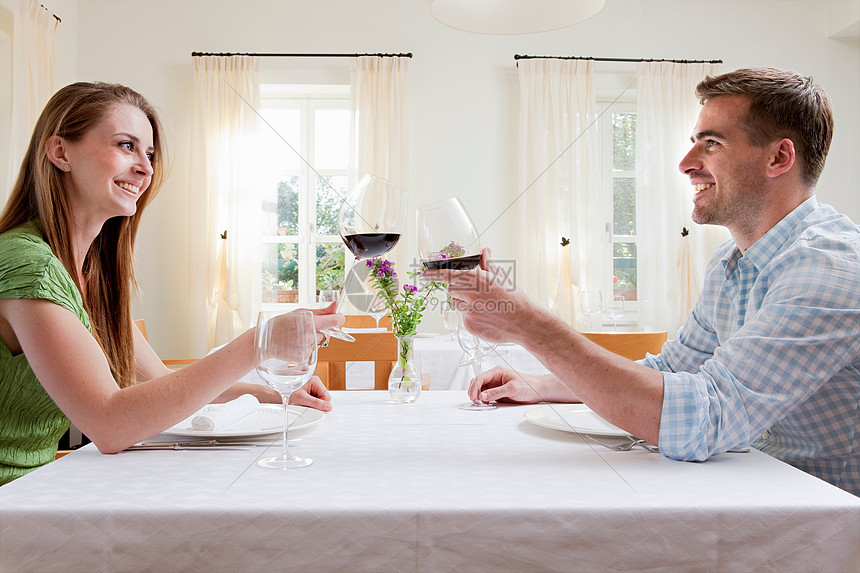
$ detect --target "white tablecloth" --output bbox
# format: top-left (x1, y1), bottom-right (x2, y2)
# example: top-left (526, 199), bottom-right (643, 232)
top-left (1, 391), bottom-right (858, 572)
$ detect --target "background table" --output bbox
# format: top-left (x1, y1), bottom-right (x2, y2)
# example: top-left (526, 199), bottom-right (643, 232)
top-left (2, 391), bottom-right (858, 572)
top-left (235, 334), bottom-right (550, 391)
top-left (413, 335), bottom-right (551, 390)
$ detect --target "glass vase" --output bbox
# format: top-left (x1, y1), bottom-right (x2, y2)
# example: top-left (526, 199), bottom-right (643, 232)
top-left (388, 334), bottom-right (421, 403)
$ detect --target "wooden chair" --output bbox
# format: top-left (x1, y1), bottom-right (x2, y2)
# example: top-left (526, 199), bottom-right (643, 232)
top-left (315, 316), bottom-right (397, 390)
top-left (134, 319), bottom-right (197, 368)
top-left (581, 331), bottom-right (668, 361)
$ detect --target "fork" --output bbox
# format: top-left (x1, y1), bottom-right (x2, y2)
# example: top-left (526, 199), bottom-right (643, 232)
top-left (127, 440), bottom-right (271, 451)
top-left (584, 434), bottom-right (750, 455)
top-left (584, 434), bottom-right (659, 453)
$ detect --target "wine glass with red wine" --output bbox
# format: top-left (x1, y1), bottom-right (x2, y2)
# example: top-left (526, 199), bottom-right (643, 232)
top-left (322, 174), bottom-right (407, 342)
top-left (339, 174), bottom-right (407, 260)
top-left (416, 198), bottom-right (483, 270)
top-left (416, 198), bottom-right (497, 409)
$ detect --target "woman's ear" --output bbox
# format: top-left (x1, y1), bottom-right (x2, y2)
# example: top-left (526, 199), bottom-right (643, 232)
top-left (44, 135), bottom-right (71, 172)
top-left (766, 138), bottom-right (796, 179)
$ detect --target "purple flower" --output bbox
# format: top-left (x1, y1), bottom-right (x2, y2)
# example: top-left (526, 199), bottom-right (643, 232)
top-left (403, 284), bottom-right (418, 294)
top-left (438, 242), bottom-right (465, 259)
top-left (367, 257), bottom-right (397, 278)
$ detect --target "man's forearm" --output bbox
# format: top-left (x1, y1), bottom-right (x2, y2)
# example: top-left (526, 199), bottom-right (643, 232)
top-left (514, 307), bottom-right (665, 444)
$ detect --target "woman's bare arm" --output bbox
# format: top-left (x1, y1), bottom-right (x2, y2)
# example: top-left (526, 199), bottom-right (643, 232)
top-left (0, 298), bottom-right (341, 453)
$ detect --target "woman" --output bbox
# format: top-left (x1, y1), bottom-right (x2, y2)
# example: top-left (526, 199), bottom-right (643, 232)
top-left (0, 82), bottom-right (342, 485)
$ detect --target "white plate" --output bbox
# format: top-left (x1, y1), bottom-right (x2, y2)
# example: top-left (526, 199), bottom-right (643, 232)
top-left (524, 404), bottom-right (627, 437)
top-left (164, 405), bottom-right (325, 438)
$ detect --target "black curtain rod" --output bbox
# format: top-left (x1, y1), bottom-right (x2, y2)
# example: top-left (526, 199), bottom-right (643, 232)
top-left (40, 3), bottom-right (61, 23)
top-left (191, 52), bottom-right (412, 58)
top-left (514, 55), bottom-right (721, 64)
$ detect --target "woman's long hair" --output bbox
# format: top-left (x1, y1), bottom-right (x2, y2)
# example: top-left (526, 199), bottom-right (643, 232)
top-left (0, 82), bottom-right (166, 388)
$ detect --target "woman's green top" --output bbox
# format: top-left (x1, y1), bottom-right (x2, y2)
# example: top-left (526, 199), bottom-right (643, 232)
top-left (0, 220), bottom-right (91, 485)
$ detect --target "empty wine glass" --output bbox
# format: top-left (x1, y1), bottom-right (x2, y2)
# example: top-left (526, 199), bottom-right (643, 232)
top-left (442, 305), bottom-right (458, 339)
top-left (255, 310), bottom-right (318, 469)
top-left (367, 288), bottom-right (388, 330)
top-left (318, 289), bottom-right (338, 307)
top-left (342, 262), bottom-right (393, 329)
top-left (457, 314), bottom-right (497, 411)
top-left (322, 174), bottom-right (408, 343)
top-left (606, 295), bottom-right (625, 330)
top-left (580, 290), bottom-right (603, 331)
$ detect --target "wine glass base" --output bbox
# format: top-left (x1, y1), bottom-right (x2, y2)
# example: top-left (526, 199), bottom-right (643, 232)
top-left (258, 454), bottom-right (313, 469)
top-left (459, 402), bottom-right (497, 411)
top-left (324, 327), bottom-right (355, 343)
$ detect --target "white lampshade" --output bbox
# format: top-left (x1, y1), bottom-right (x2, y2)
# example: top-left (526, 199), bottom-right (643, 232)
top-left (430, 0), bottom-right (606, 35)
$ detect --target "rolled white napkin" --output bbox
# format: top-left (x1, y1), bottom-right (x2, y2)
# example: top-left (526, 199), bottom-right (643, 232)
top-left (190, 394), bottom-right (261, 431)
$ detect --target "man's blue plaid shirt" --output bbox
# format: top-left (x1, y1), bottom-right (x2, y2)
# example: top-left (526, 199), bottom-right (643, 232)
top-left (642, 197), bottom-right (860, 495)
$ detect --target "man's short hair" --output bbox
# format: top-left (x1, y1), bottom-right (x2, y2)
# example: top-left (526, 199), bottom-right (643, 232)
top-left (696, 67), bottom-right (833, 187)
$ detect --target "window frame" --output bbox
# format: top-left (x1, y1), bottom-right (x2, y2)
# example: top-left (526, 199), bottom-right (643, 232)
top-left (257, 85), bottom-right (354, 312)
top-left (597, 100), bottom-right (639, 326)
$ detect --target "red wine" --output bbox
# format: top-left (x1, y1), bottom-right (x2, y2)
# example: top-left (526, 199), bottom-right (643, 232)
top-left (422, 254), bottom-right (481, 270)
top-left (342, 233), bottom-right (401, 259)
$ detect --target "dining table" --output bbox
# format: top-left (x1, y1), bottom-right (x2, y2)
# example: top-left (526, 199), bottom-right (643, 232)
top-left (1, 390), bottom-right (858, 572)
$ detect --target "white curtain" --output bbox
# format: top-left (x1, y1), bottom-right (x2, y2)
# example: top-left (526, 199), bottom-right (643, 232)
top-left (636, 61), bottom-right (728, 334)
top-left (4, 0), bottom-right (58, 204)
top-left (517, 59), bottom-right (599, 328)
top-left (349, 55), bottom-right (410, 277)
top-left (188, 56), bottom-right (260, 355)
top-left (351, 56), bottom-right (410, 187)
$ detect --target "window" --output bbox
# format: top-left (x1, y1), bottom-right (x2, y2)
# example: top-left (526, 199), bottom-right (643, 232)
top-left (255, 85), bottom-right (353, 309)
top-left (598, 102), bottom-right (638, 323)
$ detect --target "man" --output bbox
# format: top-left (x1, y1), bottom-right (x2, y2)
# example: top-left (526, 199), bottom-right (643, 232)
top-left (425, 68), bottom-right (860, 496)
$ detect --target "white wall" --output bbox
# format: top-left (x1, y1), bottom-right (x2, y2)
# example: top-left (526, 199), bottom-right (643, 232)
top-left (7, 0), bottom-right (860, 358)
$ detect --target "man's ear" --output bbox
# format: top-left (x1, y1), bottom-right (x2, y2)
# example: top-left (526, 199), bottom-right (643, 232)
top-left (44, 135), bottom-right (71, 171)
top-left (766, 138), bottom-right (796, 179)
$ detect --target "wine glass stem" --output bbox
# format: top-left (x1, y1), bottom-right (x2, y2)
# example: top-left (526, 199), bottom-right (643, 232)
top-left (473, 355), bottom-right (482, 404)
top-left (281, 392), bottom-right (292, 459)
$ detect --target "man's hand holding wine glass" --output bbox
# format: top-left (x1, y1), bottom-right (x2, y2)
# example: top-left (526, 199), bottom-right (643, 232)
top-left (424, 247), bottom-right (533, 346)
top-left (425, 248), bottom-right (581, 408)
